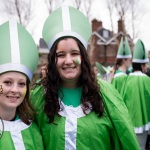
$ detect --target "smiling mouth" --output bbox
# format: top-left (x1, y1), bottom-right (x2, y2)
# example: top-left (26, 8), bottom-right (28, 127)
top-left (7, 96), bottom-right (19, 101)
top-left (63, 67), bottom-right (76, 70)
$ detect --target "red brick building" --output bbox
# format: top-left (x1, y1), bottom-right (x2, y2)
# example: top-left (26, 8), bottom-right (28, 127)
top-left (88, 19), bottom-right (134, 66)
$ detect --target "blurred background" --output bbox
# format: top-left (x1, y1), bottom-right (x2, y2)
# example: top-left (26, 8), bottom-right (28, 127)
top-left (0, 0), bottom-right (150, 85)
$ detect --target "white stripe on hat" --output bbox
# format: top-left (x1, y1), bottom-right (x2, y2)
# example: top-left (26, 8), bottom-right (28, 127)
top-left (117, 54), bottom-right (132, 59)
top-left (9, 20), bottom-right (20, 63)
top-left (62, 6), bottom-right (71, 31)
top-left (132, 58), bottom-right (149, 63)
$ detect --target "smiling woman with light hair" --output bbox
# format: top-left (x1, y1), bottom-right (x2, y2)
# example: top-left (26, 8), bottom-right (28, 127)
top-left (0, 20), bottom-right (44, 150)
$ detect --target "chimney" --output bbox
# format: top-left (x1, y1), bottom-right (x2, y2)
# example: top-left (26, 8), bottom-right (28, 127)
top-left (118, 20), bottom-right (123, 32)
top-left (118, 19), bottom-right (126, 34)
top-left (92, 19), bottom-right (102, 32)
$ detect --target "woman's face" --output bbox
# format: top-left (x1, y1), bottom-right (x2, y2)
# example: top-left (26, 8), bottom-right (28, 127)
top-left (93, 66), bottom-right (98, 76)
top-left (0, 72), bottom-right (27, 111)
top-left (141, 63), bottom-right (148, 73)
top-left (55, 38), bottom-right (81, 87)
top-left (124, 58), bottom-right (132, 69)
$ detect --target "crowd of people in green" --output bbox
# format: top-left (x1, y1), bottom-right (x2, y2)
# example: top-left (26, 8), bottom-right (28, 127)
top-left (0, 5), bottom-right (150, 150)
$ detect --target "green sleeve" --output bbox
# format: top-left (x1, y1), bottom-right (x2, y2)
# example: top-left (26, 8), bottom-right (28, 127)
top-left (30, 86), bottom-right (47, 128)
top-left (110, 128), bottom-right (123, 150)
top-left (98, 79), bottom-right (140, 150)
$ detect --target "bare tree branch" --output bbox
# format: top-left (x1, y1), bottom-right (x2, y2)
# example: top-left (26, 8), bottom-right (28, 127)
top-left (83, 0), bottom-right (94, 21)
top-left (3, 0), bottom-right (35, 27)
top-left (128, 0), bottom-right (141, 40)
top-left (74, 0), bottom-right (82, 10)
top-left (45, 0), bottom-right (53, 14)
top-left (106, 0), bottom-right (114, 33)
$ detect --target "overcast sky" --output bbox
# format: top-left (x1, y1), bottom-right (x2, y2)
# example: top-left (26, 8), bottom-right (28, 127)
top-left (0, 0), bottom-right (150, 51)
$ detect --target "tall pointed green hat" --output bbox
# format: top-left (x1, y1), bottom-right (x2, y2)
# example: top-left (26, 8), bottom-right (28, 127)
top-left (117, 37), bottom-right (132, 58)
top-left (42, 5), bottom-right (92, 50)
top-left (0, 20), bottom-right (38, 81)
top-left (132, 39), bottom-right (149, 63)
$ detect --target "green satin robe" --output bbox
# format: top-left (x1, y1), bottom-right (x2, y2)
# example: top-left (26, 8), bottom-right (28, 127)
top-left (0, 120), bottom-right (44, 150)
top-left (30, 79), bottom-right (140, 150)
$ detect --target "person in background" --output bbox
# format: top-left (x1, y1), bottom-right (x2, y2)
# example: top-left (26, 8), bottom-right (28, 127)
top-left (121, 39), bottom-right (150, 150)
top-left (91, 63), bottom-right (99, 76)
top-left (111, 37), bottom-right (132, 94)
top-left (32, 63), bottom-right (48, 89)
top-left (146, 68), bottom-right (150, 77)
top-left (41, 63), bottom-right (47, 79)
top-left (0, 20), bottom-right (44, 150)
top-left (31, 6), bottom-right (140, 150)
top-left (92, 62), bottom-right (113, 82)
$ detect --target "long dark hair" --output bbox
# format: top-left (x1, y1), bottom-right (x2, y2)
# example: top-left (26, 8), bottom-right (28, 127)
top-left (114, 58), bottom-right (124, 73)
top-left (44, 37), bottom-right (104, 123)
top-left (18, 79), bottom-right (34, 125)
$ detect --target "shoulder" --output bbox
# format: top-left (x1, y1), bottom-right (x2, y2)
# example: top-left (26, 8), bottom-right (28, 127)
top-left (98, 78), bottom-right (121, 97)
top-left (98, 78), bottom-right (128, 115)
top-left (30, 85), bottom-right (45, 111)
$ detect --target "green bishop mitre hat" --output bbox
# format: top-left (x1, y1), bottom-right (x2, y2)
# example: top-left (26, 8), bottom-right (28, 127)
top-left (132, 39), bottom-right (149, 63)
top-left (0, 20), bottom-right (38, 81)
top-left (117, 37), bottom-right (132, 58)
top-left (42, 5), bottom-right (92, 50)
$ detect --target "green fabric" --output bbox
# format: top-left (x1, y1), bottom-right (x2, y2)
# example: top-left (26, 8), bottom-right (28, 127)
top-left (30, 82), bottom-right (140, 150)
top-left (0, 122), bottom-right (44, 150)
top-left (115, 70), bottom-right (124, 74)
top-left (111, 72), bottom-right (127, 94)
top-left (121, 74), bottom-right (150, 128)
top-left (99, 79), bottom-right (140, 149)
top-left (58, 87), bottom-right (82, 107)
top-left (15, 115), bottom-right (19, 121)
top-left (22, 123), bottom-right (44, 150)
top-left (0, 132), bottom-right (15, 150)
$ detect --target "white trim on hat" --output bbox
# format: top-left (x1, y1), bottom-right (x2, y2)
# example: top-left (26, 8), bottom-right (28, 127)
top-left (0, 63), bottom-right (33, 81)
top-left (48, 31), bottom-right (87, 50)
top-left (9, 20), bottom-right (20, 63)
top-left (117, 54), bottom-right (132, 59)
top-left (132, 58), bottom-right (149, 63)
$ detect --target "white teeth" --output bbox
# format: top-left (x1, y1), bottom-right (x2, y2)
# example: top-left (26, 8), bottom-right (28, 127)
top-left (8, 96), bottom-right (18, 100)
top-left (65, 68), bottom-right (73, 70)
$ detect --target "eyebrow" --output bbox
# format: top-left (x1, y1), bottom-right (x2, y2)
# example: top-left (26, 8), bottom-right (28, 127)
top-left (56, 49), bottom-right (80, 53)
top-left (71, 49), bottom-right (80, 51)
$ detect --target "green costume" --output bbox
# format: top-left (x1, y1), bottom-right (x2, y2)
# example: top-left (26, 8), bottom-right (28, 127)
top-left (121, 72), bottom-right (150, 133)
top-left (111, 37), bottom-right (132, 94)
top-left (0, 21), bottom-right (44, 149)
top-left (36, 5), bottom-right (140, 150)
top-left (0, 120), bottom-right (44, 150)
top-left (111, 70), bottom-right (127, 94)
top-left (121, 39), bottom-right (150, 133)
top-left (30, 79), bottom-right (140, 150)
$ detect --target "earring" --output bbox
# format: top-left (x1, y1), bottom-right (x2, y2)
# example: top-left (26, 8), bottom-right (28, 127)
top-left (0, 85), bottom-right (3, 94)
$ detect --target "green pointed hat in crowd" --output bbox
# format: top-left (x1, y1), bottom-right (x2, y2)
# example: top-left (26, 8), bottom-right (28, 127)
top-left (42, 5), bottom-right (92, 50)
top-left (132, 39), bottom-right (149, 63)
top-left (117, 37), bottom-right (132, 58)
top-left (0, 20), bottom-right (38, 81)
top-left (95, 62), bottom-right (107, 75)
